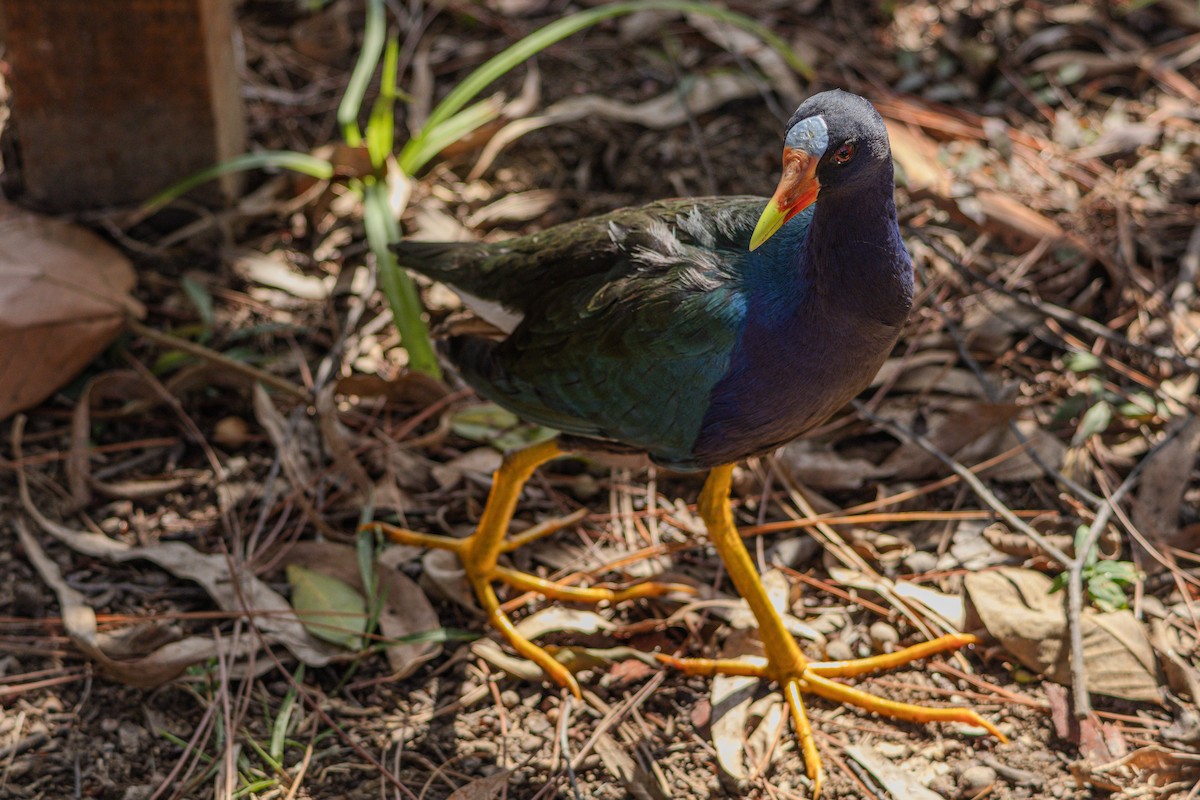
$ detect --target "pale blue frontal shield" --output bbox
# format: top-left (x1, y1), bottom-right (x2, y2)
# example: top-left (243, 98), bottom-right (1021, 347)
top-left (784, 115), bottom-right (829, 157)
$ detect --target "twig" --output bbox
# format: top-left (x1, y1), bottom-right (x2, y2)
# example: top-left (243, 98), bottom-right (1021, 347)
top-left (913, 258), bottom-right (1105, 506)
top-left (916, 232), bottom-right (1200, 374)
top-left (126, 316), bottom-right (310, 401)
top-left (859, 399), bottom-right (1183, 719)
top-left (1066, 434), bottom-right (1172, 718)
top-left (852, 402), bottom-right (1073, 566)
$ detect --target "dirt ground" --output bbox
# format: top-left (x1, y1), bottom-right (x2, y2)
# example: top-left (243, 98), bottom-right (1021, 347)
top-left (2, 1), bottom-right (1199, 799)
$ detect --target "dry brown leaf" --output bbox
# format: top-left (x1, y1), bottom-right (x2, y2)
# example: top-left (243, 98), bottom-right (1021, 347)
top-left (446, 771), bottom-right (511, 800)
top-left (16, 518), bottom-right (235, 688)
top-left (471, 607), bottom-right (615, 682)
top-left (845, 744), bottom-right (944, 800)
top-left (285, 541), bottom-right (441, 678)
top-left (965, 568), bottom-right (1159, 702)
top-left (469, 72), bottom-right (761, 180)
top-left (779, 439), bottom-right (887, 491)
top-left (0, 203), bottom-right (145, 419)
top-left (1132, 414), bottom-right (1200, 547)
top-left (881, 402), bottom-right (1021, 480)
top-left (594, 732), bottom-right (671, 800)
top-left (1073, 745), bottom-right (1200, 796)
top-left (883, 119), bottom-right (1068, 253)
top-left (16, 453), bottom-right (342, 676)
top-left (711, 629), bottom-right (768, 781)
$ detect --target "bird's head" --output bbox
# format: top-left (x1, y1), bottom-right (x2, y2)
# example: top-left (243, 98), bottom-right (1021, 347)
top-left (749, 90), bottom-right (892, 251)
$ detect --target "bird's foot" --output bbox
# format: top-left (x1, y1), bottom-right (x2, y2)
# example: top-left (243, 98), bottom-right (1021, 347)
top-left (363, 439), bottom-right (693, 697)
top-left (659, 633), bottom-right (1006, 795)
top-left (688, 465), bottom-right (1006, 797)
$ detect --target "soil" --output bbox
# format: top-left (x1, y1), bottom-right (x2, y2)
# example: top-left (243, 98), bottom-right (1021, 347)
top-left (2, 1), bottom-right (1198, 799)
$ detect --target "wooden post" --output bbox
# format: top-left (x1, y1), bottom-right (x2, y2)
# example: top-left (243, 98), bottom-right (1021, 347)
top-left (0, 0), bottom-right (245, 211)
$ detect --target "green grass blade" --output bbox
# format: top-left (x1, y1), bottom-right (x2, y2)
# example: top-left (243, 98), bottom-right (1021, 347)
top-left (339, 0), bottom-right (386, 146)
top-left (139, 151), bottom-right (334, 215)
top-left (400, 0), bottom-right (809, 173)
top-left (367, 34), bottom-right (401, 169)
top-left (398, 97), bottom-right (504, 175)
top-left (364, 179), bottom-right (440, 377)
top-left (268, 664), bottom-right (303, 763)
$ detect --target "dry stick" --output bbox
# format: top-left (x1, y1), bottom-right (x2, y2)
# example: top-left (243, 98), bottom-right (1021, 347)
top-left (914, 257), bottom-right (1106, 507)
top-left (858, 401), bottom-right (1182, 719)
top-left (852, 402), bottom-right (1072, 565)
top-left (1066, 437), bottom-right (1171, 718)
top-left (126, 316), bottom-right (310, 401)
top-left (915, 232), bottom-right (1200, 374)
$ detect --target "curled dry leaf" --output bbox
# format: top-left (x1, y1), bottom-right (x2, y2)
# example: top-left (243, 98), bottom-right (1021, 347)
top-left (0, 202), bottom-right (145, 420)
top-left (472, 607), bottom-right (614, 682)
top-left (711, 629), bottom-right (770, 781)
top-left (964, 568), bottom-right (1159, 702)
top-left (1072, 745), bottom-right (1200, 796)
top-left (845, 744), bottom-right (944, 800)
top-left (469, 72), bottom-right (761, 180)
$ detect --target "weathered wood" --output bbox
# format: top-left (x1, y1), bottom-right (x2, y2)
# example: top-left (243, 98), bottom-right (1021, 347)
top-left (0, 0), bottom-right (245, 211)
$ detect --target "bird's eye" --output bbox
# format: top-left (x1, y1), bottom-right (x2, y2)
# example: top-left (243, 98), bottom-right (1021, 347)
top-left (832, 143), bottom-right (856, 164)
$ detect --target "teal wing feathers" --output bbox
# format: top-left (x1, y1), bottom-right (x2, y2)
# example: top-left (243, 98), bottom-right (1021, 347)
top-left (402, 197), bottom-right (769, 467)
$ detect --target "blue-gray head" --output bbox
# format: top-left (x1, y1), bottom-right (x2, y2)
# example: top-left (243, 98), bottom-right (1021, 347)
top-left (750, 90), bottom-right (892, 251)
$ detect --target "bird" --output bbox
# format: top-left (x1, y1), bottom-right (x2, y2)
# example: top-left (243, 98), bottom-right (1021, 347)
top-left (368, 89), bottom-right (1005, 795)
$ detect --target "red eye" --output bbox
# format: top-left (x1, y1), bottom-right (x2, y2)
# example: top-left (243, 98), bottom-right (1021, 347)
top-left (832, 143), bottom-right (856, 164)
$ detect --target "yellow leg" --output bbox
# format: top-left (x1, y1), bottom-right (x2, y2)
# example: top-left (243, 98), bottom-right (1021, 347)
top-left (661, 465), bottom-right (1006, 797)
top-left (363, 438), bottom-right (690, 696)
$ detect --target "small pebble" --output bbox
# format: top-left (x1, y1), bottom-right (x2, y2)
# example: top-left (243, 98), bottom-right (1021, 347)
top-left (876, 741), bottom-right (910, 759)
top-left (500, 690), bottom-right (520, 709)
top-left (101, 718), bottom-right (120, 734)
top-left (526, 714), bottom-right (551, 734)
top-left (824, 639), bottom-right (854, 662)
top-left (904, 550), bottom-right (938, 574)
top-left (869, 621), bottom-right (900, 651)
top-left (959, 764), bottom-right (998, 797)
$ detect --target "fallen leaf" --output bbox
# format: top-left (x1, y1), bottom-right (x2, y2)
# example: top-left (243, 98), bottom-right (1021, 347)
top-left (965, 568), bottom-right (1159, 702)
top-left (595, 732), bottom-right (671, 800)
top-left (1132, 414), bottom-right (1200, 547)
top-left (17, 455), bottom-right (341, 675)
top-left (469, 72), bottom-right (761, 180)
top-left (286, 541), bottom-right (442, 677)
top-left (286, 564), bottom-right (367, 650)
top-left (446, 770), bottom-right (511, 800)
top-left (845, 744), bottom-right (944, 800)
top-left (471, 607), bottom-right (614, 682)
top-left (1073, 745), bottom-right (1200, 795)
top-left (711, 629), bottom-right (768, 781)
top-left (0, 203), bottom-right (145, 419)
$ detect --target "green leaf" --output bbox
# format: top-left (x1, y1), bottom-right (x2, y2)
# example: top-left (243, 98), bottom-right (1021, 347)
top-left (1116, 392), bottom-right (1157, 420)
top-left (1074, 400), bottom-right (1112, 444)
top-left (139, 151), bottom-right (334, 215)
top-left (286, 564), bottom-right (367, 649)
top-left (399, 0), bottom-right (810, 175)
top-left (181, 276), bottom-right (215, 331)
top-left (1064, 352), bottom-right (1101, 373)
top-left (1087, 575), bottom-right (1129, 612)
top-left (451, 403), bottom-right (557, 450)
top-left (1091, 560), bottom-right (1138, 585)
top-left (338, 0), bottom-right (386, 146)
top-left (452, 404), bottom-right (521, 442)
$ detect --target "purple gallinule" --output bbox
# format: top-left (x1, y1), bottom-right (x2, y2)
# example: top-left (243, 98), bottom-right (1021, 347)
top-left (369, 90), bottom-right (1004, 794)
